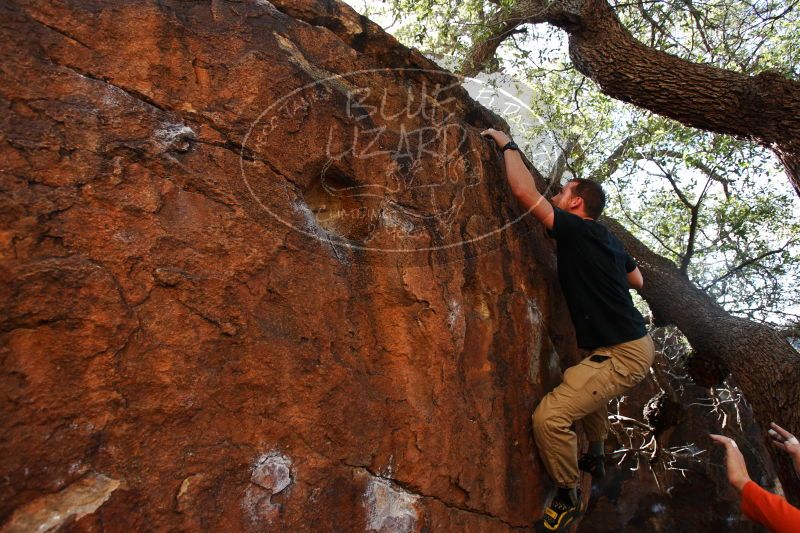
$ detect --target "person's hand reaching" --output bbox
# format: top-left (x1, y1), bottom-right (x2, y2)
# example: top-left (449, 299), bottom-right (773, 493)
top-left (769, 422), bottom-right (800, 476)
top-left (480, 128), bottom-right (511, 148)
top-left (710, 434), bottom-right (752, 492)
top-left (711, 428), bottom-right (800, 531)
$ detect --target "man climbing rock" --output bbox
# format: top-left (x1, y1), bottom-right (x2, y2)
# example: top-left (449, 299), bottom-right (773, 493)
top-left (481, 128), bottom-right (655, 532)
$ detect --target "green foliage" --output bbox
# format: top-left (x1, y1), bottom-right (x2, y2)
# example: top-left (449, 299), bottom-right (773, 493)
top-left (615, 0), bottom-right (800, 78)
top-left (604, 124), bottom-right (800, 323)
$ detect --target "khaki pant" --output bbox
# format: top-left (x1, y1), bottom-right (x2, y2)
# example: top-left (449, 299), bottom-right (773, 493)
top-left (532, 334), bottom-right (655, 488)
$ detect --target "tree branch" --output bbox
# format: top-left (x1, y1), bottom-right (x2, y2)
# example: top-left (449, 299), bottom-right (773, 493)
top-left (703, 239), bottom-right (798, 290)
top-left (587, 132), bottom-right (646, 183)
top-left (547, 136), bottom-right (579, 186)
top-left (459, 0), bottom-right (573, 76)
top-left (459, 0), bottom-right (800, 194)
top-left (566, 0), bottom-right (800, 194)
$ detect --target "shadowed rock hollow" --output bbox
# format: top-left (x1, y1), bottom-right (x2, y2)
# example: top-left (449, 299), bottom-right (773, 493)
top-left (0, 0), bottom-right (585, 530)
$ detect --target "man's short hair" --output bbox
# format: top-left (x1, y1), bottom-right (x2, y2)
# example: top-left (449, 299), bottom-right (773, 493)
top-left (569, 178), bottom-right (606, 219)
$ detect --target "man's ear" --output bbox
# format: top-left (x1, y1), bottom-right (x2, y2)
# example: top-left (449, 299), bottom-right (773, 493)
top-left (570, 195), bottom-right (583, 211)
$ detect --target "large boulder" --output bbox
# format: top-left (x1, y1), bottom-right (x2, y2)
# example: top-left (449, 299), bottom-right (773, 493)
top-left (0, 0), bottom-right (580, 530)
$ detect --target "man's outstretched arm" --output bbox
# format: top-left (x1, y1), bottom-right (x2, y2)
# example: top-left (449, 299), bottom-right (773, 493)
top-left (481, 129), bottom-right (554, 230)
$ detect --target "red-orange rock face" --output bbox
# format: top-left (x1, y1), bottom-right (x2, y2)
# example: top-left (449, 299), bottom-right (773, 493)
top-left (0, 1), bottom-right (580, 530)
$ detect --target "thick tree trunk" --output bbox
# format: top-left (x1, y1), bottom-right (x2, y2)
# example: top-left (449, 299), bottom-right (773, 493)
top-left (562, 0), bottom-right (800, 194)
top-left (461, 0), bottom-right (800, 194)
top-left (603, 216), bottom-right (800, 505)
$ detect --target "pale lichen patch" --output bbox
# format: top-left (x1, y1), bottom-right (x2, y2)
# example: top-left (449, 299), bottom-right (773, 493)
top-left (2, 472), bottom-right (120, 533)
top-left (154, 123), bottom-right (197, 153)
top-left (242, 451), bottom-right (294, 524)
top-left (363, 476), bottom-right (420, 533)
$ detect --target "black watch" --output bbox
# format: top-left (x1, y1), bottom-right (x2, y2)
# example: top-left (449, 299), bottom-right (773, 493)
top-left (501, 141), bottom-right (519, 152)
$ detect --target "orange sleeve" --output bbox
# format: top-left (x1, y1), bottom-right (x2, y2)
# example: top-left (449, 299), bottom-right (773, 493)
top-left (740, 480), bottom-right (800, 533)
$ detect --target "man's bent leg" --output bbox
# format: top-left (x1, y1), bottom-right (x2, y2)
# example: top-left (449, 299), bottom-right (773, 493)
top-left (532, 387), bottom-right (582, 488)
top-left (532, 335), bottom-right (655, 486)
top-left (578, 404), bottom-right (609, 479)
top-left (579, 334), bottom-right (656, 479)
top-left (581, 403), bottom-right (609, 443)
top-left (533, 358), bottom-right (620, 488)
top-left (532, 359), bottom-right (619, 532)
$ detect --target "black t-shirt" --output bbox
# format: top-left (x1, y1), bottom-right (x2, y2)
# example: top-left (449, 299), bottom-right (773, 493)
top-left (547, 207), bottom-right (647, 349)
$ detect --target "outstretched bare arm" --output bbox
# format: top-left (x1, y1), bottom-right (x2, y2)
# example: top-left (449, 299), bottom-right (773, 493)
top-left (481, 128), bottom-right (555, 230)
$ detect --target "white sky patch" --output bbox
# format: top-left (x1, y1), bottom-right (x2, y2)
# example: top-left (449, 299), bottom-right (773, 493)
top-left (342, 0), bottom-right (561, 171)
